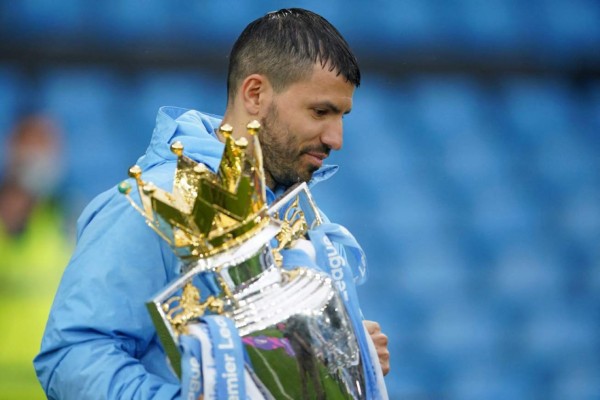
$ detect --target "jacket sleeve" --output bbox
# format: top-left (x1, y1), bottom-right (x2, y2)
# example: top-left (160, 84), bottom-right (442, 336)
top-left (34, 189), bottom-right (182, 399)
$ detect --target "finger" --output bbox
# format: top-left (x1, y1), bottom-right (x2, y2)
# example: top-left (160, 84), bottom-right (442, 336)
top-left (368, 328), bottom-right (387, 344)
top-left (377, 345), bottom-right (390, 375)
top-left (377, 343), bottom-right (390, 359)
top-left (363, 320), bottom-right (380, 334)
top-left (375, 331), bottom-right (388, 347)
top-left (381, 360), bottom-right (390, 376)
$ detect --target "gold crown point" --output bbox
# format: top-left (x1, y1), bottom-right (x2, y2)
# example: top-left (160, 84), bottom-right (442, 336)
top-left (143, 183), bottom-right (157, 195)
top-left (170, 141), bottom-right (184, 157)
top-left (246, 120), bottom-right (261, 135)
top-left (235, 137), bottom-right (249, 148)
top-left (219, 124), bottom-right (233, 138)
top-left (118, 180), bottom-right (132, 195)
top-left (128, 165), bottom-right (142, 180)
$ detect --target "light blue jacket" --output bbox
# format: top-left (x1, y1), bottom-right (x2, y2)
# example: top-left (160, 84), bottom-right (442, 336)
top-left (34, 107), bottom-right (339, 399)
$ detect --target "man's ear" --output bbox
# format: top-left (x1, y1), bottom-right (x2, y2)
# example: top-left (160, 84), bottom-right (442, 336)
top-left (240, 74), bottom-right (273, 116)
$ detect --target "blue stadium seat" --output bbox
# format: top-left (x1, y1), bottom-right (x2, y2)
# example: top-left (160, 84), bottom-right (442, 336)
top-left (559, 186), bottom-right (600, 248)
top-left (538, 0), bottom-right (600, 60)
top-left (585, 256), bottom-right (600, 299)
top-left (534, 131), bottom-right (598, 192)
top-left (386, 357), bottom-right (447, 399)
top-left (0, 0), bottom-right (86, 38)
top-left (457, 0), bottom-right (523, 52)
top-left (393, 239), bottom-right (473, 304)
top-left (421, 298), bottom-right (503, 371)
top-left (499, 78), bottom-right (578, 144)
top-left (553, 357), bottom-right (600, 399)
top-left (447, 363), bottom-right (537, 400)
top-left (174, 1), bottom-right (267, 45)
top-left (488, 240), bottom-right (568, 311)
top-left (408, 76), bottom-right (489, 143)
top-left (128, 70), bottom-right (225, 142)
top-left (39, 67), bottom-right (123, 128)
top-left (90, 0), bottom-right (170, 44)
top-left (379, 182), bottom-right (452, 241)
top-left (466, 173), bottom-right (543, 246)
top-left (38, 67), bottom-right (129, 201)
top-left (366, 0), bottom-right (439, 49)
top-left (0, 65), bottom-right (27, 149)
top-left (440, 126), bottom-right (512, 197)
top-left (407, 76), bottom-right (517, 201)
top-left (521, 303), bottom-right (598, 367)
top-left (588, 81), bottom-right (600, 133)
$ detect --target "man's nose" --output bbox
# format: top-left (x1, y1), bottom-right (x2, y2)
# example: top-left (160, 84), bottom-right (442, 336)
top-left (321, 119), bottom-right (343, 151)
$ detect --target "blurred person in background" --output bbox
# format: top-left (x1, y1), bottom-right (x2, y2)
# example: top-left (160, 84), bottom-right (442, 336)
top-left (34, 8), bottom-right (389, 399)
top-left (0, 113), bottom-right (72, 398)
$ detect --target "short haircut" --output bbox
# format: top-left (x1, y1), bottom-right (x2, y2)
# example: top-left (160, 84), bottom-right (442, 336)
top-left (227, 8), bottom-right (360, 102)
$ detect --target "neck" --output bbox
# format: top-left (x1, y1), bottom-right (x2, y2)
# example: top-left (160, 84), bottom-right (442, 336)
top-left (220, 105), bottom-right (252, 142)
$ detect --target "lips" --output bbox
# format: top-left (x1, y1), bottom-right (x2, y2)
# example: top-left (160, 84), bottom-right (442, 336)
top-left (303, 151), bottom-right (328, 168)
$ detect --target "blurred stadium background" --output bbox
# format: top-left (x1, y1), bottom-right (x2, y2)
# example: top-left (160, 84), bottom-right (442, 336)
top-left (0, 0), bottom-right (599, 399)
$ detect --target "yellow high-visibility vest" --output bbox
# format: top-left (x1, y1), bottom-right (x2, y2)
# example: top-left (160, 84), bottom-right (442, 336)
top-left (0, 202), bottom-right (73, 399)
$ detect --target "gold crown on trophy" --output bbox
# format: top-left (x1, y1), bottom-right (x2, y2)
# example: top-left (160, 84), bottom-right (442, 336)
top-left (118, 121), bottom-right (269, 261)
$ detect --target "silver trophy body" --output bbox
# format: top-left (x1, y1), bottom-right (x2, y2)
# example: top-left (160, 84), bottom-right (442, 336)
top-left (146, 184), bottom-right (367, 399)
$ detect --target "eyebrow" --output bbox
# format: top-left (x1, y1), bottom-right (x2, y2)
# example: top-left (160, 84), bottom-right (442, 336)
top-left (314, 101), bottom-right (352, 115)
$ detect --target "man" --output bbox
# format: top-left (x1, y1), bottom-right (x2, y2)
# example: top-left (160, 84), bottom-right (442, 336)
top-left (0, 114), bottom-right (71, 398)
top-left (35, 8), bottom-right (389, 399)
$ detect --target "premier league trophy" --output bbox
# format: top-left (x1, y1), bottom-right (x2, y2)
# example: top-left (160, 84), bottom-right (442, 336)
top-left (119, 121), bottom-right (387, 399)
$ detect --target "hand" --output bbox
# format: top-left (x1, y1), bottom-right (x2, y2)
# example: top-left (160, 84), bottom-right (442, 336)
top-left (363, 320), bottom-right (390, 376)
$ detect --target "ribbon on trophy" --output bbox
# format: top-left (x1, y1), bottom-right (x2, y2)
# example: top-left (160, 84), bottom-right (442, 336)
top-left (179, 333), bottom-right (204, 399)
top-left (180, 315), bottom-right (251, 400)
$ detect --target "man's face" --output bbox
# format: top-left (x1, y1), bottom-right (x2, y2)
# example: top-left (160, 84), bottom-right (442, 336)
top-left (259, 63), bottom-right (355, 188)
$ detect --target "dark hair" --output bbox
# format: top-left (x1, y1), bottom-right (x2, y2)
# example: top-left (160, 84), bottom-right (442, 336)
top-left (227, 8), bottom-right (360, 102)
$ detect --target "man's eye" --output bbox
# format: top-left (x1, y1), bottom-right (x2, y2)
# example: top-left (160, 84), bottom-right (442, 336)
top-left (313, 109), bottom-right (327, 117)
